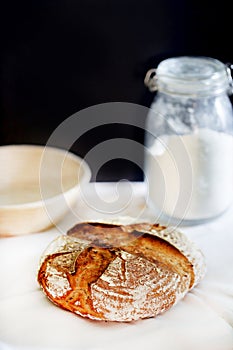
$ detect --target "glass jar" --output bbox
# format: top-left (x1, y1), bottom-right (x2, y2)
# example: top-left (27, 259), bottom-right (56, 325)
top-left (144, 56), bottom-right (233, 226)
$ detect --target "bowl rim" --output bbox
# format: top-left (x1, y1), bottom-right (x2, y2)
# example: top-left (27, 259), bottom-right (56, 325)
top-left (0, 144), bottom-right (92, 209)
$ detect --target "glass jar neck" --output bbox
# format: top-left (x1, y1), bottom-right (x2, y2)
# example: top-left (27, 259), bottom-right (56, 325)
top-left (145, 56), bottom-right (233, 97)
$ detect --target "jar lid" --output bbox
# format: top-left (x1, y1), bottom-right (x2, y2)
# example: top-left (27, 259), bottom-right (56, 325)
top-left (145, 56), bottom-right (233, 96)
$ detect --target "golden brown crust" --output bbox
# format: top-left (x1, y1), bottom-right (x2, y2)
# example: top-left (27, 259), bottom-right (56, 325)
top-left (37, 220), bottom-right (205, 322)
top-left (68, 222), bottom-right (194, 288)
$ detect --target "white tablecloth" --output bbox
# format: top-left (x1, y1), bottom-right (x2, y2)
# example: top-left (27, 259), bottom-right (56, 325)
top-left (0, 182), bottom-right (233, 350)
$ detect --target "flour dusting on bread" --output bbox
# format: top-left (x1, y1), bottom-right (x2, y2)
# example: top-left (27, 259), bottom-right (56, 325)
top-left (37, 219), bottom-right (206, 322)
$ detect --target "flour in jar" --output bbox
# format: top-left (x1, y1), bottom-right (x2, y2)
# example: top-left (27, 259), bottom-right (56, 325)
top-left (145, 128), bottom-right (233, 221)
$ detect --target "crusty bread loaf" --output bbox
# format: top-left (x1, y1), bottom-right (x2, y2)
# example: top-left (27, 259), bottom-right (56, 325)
top-left (37, 220), bottom-right (206, 322)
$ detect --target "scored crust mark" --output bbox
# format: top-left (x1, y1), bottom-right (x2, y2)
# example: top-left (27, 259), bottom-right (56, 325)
top-left (38, 221), bottom-right (206, 322)
top-left (67, 222), bottom-right (127, 247)
top-left (38, 245), bottom-right (117, 320)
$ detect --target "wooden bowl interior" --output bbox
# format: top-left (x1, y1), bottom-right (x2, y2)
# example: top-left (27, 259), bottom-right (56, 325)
top-left (0, 145), bottom-right (88, 206)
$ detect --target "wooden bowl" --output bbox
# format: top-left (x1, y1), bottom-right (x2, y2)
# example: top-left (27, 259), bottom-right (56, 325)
top-left (0, 145), bottom-right (91, 236)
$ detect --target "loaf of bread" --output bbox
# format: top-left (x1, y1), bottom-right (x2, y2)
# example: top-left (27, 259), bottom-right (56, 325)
top-left (37, 220), bottom-right (206, 322)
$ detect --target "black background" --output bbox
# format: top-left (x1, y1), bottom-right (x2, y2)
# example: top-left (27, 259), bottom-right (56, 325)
top-left (1, 0), bottom-right (232, 181)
